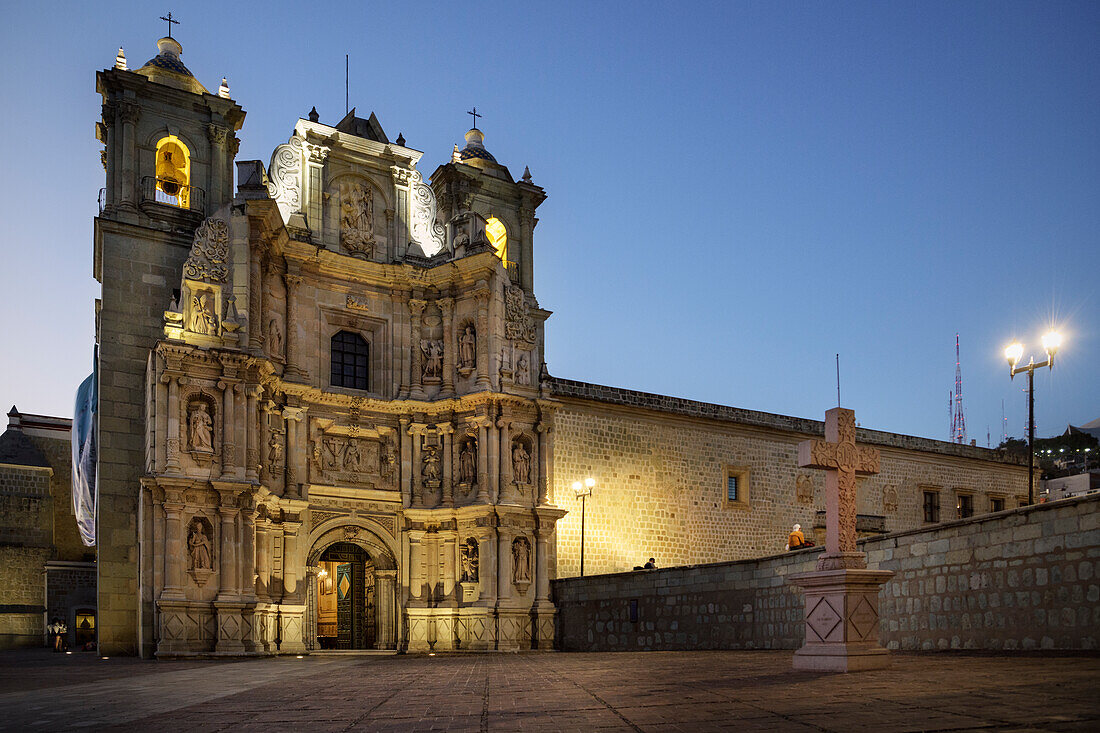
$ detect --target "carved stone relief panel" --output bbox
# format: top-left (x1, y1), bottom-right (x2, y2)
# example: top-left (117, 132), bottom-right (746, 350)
top-left (340, 180), bottom-right (376, 258)
top-left (408, 170), bottom-right (446, 257)
top-left (796, 474), bottom-right (815, 505)
top-left (504, 284), bottom-right (536, 345)
top-left (882, 484), bottom-right (899, 514)
top-left (310, 418), bottom-right (396, 489)
top-left (460, 537), bottom-right (479, 583)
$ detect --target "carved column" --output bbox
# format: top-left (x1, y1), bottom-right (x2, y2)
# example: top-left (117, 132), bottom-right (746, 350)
top-left (161, 494), bottom-right (186, 599)
top-left (497, 527), bottom-right (512, 602)
top-left (410, 425), bottom-right (424, 508)
top-left (439, 297), bottom-right (456, 397)
top-left (376, 570), bottom-right (397, 649)
top-left (246, 387), bottom-right (261, 481)
top-left (440, 423), bottom-right (454, 507)
top-left (283, 273), bottom-right (304, 380)
top-left (536, 422), bottom-right (550, 506)
top-left (248, 245), bottom-right (264, 350)
top-left (442, 532), bottom-right (457, 603)
top-left (519, 207), bottom-right (536, 292)
top-left (476, 417), bottom-right (490, 503)
top-left (240, 501), bottom-right (256, 601)
top-left (234, 384), bottom-right (247, 479)
top-left (262, 258), bottom-right (276, 358)
top-left (216, 495), bottom-right (239, 601)
top-left (488, 408), bottom-right (500, 504)
top-left (534, 528), bottom-right (550, 602)
top-left (393, 291), bottom-right (410, 398)
top-left (283, 406), bottom-right (306, 498)
top-left (499, 417), bottom-right (512, 503)
top-left (399, 416), bottom-right (412, 508)
top-left (218, 381), bottom-right (235, 478)
top-left (408, 530), bottom-right (425, 602)
top-left (283, 521), bottom-right (301, 600)
top-left (119, 101), bottom-right (140, 207)
top-left (164, 374), bottom-right (181, 473)
top-left (409, 299), bottom-right (427, 399)
top-left (255, 519), bottom-right (271, 600)
top-left (474, 288), bottom-right (491, 390)
top-left (206, 124), bottom-right (228, 214)
top-left (479, 532), bottom-right (496, 599)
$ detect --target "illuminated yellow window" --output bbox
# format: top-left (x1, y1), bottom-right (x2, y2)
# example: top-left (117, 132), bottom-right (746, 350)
top-left (485, 217), bottom-right (507, 261)
top-left (155, 135), bottom-right (191, 208)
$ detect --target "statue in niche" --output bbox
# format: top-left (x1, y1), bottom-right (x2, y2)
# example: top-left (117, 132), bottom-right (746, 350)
top-left (322, 436), bottom-right (340, 470)
top-left (268, 433), bottom-right (283, 467)
top-left (189, 291), bottom-right (217, 335)
top-left (515, 353), bottom-right (530, 385)
top-left (422, 444), bottom-right (440, 482)
top-left (188, 521), bottom-right (212, 570)
top-left (380, 439), bottom-right (397, 480)
top-left (421, 339), bottom-right (443, 379)
top-left (188, 402), bottom-right (214, 453)
top-left (267, 317), bottom-right (283, 357)
top-left (343, 439), bottom-right (362, 472)
top-left (512, 537), bottom-right (530, 584)
top-left (459, 326), bottom-right (476, 369)
top-left (459, 440), bottom-right (477, 484)
top-left (461, 538), bottom-right (479, 583)
top-left (453, 230), bottom-right (469, 251)
top-left (340, 181), bottom-right (375, 257)
top-left (512, 442), bottom-right (531, 484)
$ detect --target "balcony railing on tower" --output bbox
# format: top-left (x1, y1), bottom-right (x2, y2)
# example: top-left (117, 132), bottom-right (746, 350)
top-left (141, 176), bottom-right (205, 213)
top-left (504, 260), bottom-right (522, 284)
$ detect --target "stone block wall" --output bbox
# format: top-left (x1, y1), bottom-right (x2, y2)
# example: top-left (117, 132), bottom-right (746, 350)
top-left (97, 219), bottom-right (194, 656)
top-left (550, 380), bottom-right (1028, 577)
top-left (0, 547), bottom-right (50, 649)
top-left (552, 494), bottom-right (1099, 652)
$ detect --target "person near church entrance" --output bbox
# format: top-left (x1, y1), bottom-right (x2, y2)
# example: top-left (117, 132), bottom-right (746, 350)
top-left (786, 524), bottom-right (806, 551)
top-left (643, 558), bottom-right (658, 569)
top-left (49, 618), bottom-right (67, 652)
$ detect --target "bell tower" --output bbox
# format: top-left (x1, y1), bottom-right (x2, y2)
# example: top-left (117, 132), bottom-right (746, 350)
top-left (93, 32), bottom-right (244, 656)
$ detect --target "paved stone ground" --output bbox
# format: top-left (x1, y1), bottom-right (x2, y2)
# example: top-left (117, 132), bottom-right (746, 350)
top-left (0, 649), bottom-right (1097, 732)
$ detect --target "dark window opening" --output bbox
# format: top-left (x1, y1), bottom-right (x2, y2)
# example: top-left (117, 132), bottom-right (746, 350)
top-left (923, 491), bottom-right (940, 523)
top-left (330, 331), bottom-right (370, 391)
top-left (958, 494), bottom-right (973, 519)
top-left (990, 497), bottom-right (1005, 513)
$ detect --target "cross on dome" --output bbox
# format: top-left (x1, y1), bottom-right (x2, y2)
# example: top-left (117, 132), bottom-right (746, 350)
top-left (160, 11), bottom-right (180, 39)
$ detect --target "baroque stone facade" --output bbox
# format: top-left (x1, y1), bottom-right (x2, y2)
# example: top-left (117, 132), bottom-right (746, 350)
top-left (88, 35), bottom-right (1029, 657)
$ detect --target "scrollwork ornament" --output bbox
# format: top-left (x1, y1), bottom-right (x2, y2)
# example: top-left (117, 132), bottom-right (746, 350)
top-left (182, 218), bottom-right (230, 283)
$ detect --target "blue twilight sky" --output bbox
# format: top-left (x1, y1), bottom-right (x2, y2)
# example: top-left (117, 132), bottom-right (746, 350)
top-left (0, 1), bottom-right (1096, 443)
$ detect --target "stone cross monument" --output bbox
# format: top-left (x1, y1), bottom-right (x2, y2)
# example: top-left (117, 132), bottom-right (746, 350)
top-left (788, 407), bottom-right (894, 672)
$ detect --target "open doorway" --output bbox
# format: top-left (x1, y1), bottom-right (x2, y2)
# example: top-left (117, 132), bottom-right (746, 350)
top-left (315, 542), bottom-right (376, 649)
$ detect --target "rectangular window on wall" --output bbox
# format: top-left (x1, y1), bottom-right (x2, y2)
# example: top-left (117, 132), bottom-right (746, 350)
top-left (957, 494), bottom-right (974, 519)
top-left (990, 497), bottom-right (1005, 513)
top-left (923, 491), bottom-right (940, 523)
top-left (725, 466), bottom-right (751, 510)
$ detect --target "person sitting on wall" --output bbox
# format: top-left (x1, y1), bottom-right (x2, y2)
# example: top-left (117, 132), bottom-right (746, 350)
top-left (786, 524), bottom-right (805, 551)
top-left (643, 557), bottom-right (658, 569)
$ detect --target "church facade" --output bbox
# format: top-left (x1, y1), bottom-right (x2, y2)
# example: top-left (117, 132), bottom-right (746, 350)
top-left (91, 36), bottom-right (1027, 657)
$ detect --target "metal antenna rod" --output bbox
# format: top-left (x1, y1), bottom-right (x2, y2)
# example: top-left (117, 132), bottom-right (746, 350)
top-left (835, 354), bottom-right (841, 407)
top-left (345, 54), bottom-right (349, 115)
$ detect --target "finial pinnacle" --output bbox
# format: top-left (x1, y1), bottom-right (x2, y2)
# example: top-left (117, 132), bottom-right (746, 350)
top-left (218, 77), bottom-right (230, 99)
top-left (115, 46), bottom-right (127, 70)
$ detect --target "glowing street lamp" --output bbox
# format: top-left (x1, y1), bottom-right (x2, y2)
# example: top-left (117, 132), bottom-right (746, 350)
top-left (1004, 330), bottom-right (1063, 505)
top-left (572, 478), bottom-right (595, 576)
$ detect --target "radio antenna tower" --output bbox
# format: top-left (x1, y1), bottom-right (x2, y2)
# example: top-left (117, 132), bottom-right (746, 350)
top-left (951, 334), bottom-right (967, 444)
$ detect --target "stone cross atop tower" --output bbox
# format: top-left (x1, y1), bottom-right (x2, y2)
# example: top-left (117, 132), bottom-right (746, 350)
top-left (798, 407), bottom-right (879, 569)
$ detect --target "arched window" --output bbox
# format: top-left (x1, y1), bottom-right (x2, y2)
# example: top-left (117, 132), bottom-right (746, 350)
top-left (155, 135), bottom-right (191, 208)
top-left (485, 217), bottom-right (507, 262)
top-left (331, 331), bottom-right (370, 390)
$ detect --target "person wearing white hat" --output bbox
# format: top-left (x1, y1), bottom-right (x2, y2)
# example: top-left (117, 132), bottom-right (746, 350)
top-left (786, 523), bottom-right (805, 551)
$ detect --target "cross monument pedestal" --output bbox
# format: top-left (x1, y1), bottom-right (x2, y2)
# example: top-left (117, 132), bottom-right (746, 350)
top-left (787, 406), bottom-right (894, 672)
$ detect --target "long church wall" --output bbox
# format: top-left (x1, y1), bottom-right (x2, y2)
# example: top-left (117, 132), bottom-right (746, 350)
top-left (552, 493), bottom-right (1100, 652)
top-left (549, 379), bottom-right (1028, 577)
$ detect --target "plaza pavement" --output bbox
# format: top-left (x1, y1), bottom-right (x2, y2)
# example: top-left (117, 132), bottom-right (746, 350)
top-left (0, 649), bottom-right (1097, 732)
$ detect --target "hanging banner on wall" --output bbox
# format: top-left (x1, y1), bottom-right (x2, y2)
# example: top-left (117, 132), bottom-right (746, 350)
top-left (71, 347), bottom-right (98, 547)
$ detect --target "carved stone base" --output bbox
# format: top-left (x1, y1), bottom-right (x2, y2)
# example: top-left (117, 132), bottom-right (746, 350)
top-left (787, 566), bottom-right (894, 672)
top-left (816, 551), bottom-right (867, 571)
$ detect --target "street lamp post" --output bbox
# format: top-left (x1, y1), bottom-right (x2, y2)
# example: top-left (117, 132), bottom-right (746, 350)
top-left (572, 478), bottom-right (595, 576)
top-left (1004, 331), bottom-right (1062, 505)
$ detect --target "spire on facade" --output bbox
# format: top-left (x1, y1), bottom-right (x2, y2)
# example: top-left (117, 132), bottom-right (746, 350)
top-left (452, 143), bottom-right (461, 163)
top-left (115, 46), bottom-right (127, 70)
top-left (218, 77), bottom-right (230, 99)
top-left (308, 106), bottom-right (319, 122)
top-left (396, 132), bottom-right (405, 146)
top-left (522, 166), bottom-right (532, 183)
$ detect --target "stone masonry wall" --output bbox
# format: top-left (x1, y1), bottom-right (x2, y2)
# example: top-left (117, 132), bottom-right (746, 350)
top-left (550, 381), bottom-right (1028, 577)
top-left (0, 547), bottom-right (50, 649)
top-left (97, 220), bottom-right (194, 656)
top-left (552, 494), bottom-right (1099, 652)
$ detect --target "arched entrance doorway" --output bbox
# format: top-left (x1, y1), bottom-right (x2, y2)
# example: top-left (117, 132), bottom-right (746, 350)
top-left (306, 520), bottom-right (399, 651)
top-left (316, 542), bottom-right (375, 649)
